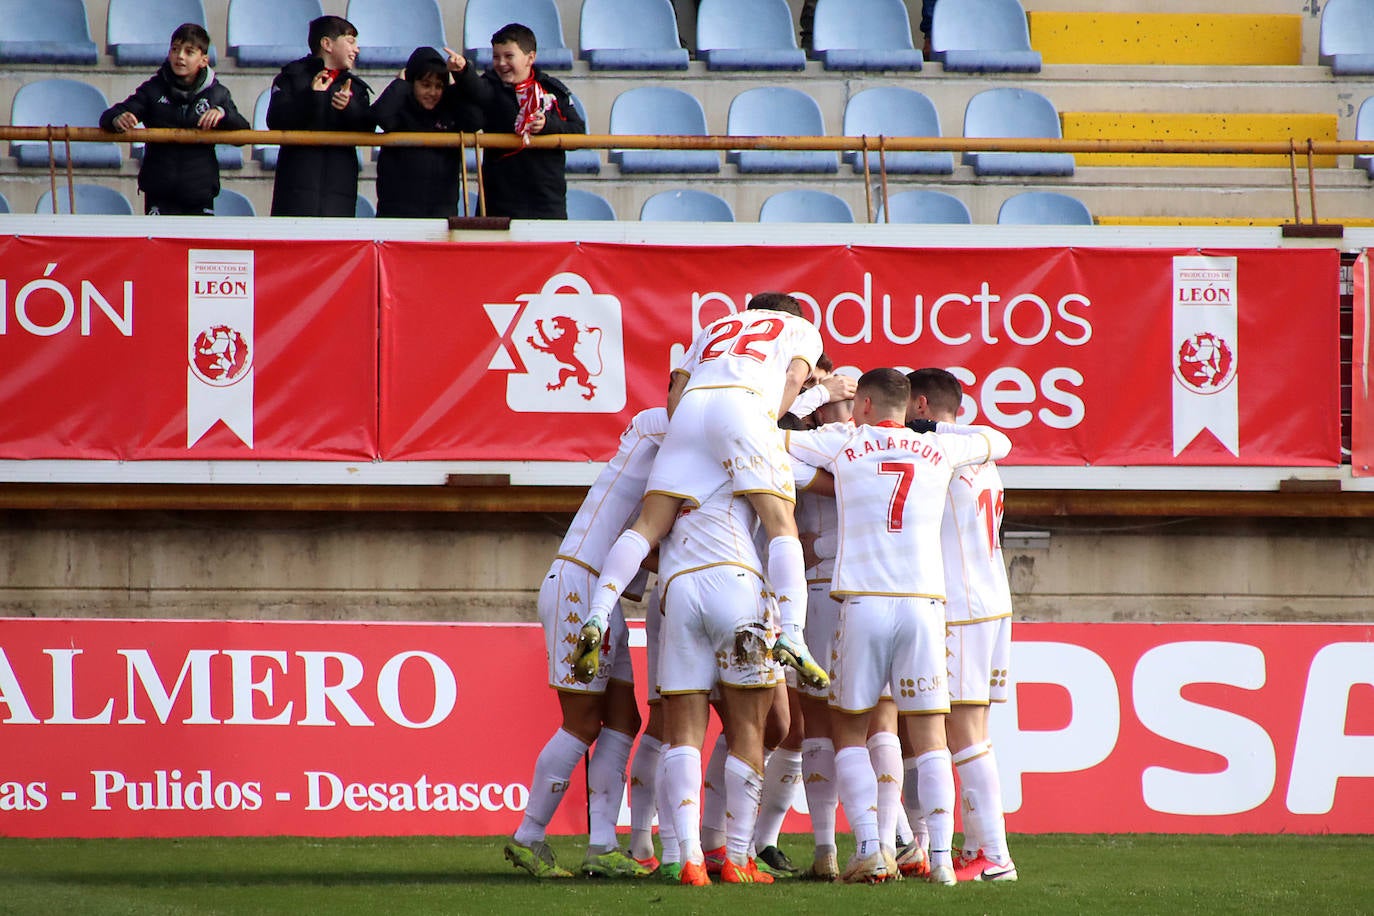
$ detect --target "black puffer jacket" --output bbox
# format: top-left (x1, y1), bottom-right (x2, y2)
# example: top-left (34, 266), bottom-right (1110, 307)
top-left (99, 63), bottom-right (249, 205)
top-left (371, 48), bottom-right (481, 218)
top-left (452, 64), bottom-right (584, 219)
top-left (266, 55), bottom-right (373, 217)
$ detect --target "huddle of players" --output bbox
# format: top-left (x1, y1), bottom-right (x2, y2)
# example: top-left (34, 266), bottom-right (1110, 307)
top-left (503, 292), bottom-right (1018, 887)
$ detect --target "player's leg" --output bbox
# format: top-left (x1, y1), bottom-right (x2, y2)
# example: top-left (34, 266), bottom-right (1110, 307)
top-left (661, 691), bottom-right (712, 885)
top-left (903, 713), bottom-right (956, 885)
top-left (718, 682), bottom-right (776, 884)
top-left (754, 684), bottom-right (803, 877)
top-left (582, 664), bottom-right (650, 878)
top-left (866, 699), bottom-right (903, 855)
top-left (831, 709), bottom-right (887, 882)
top-left (699, 728), bottom-right (729, 872)
top-left (799, 692), bottom-right (838, 879)
top-left (628, 595), bottom-right (665, 869)
top-left (746, 492), bottom-right (829, 687)
top-left (898, 727), bottom-right (929, 856)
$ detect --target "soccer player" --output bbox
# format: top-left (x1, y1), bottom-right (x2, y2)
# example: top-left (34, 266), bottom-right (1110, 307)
top-left (786, 368), bottom-right (1011, 885)
top-left (907, 368), bottom-right (1018, 882)
top-left (503, 408), bottom-right (667, 880)
top-left (576, 293), bottom-right (832, 691)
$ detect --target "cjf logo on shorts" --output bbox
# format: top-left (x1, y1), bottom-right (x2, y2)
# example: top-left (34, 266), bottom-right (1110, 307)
top-left (484, 272), bottom-right (626, 413)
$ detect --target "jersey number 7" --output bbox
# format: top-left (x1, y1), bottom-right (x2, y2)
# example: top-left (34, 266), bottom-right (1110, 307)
top-left (878, 461), bottom-right (915, 532)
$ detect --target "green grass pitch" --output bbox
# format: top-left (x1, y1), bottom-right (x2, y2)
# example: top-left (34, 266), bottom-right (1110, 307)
top-left (0, 833), bottom-right (1369, 915)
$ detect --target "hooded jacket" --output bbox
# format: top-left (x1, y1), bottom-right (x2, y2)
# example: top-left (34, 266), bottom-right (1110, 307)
top-left (371, 48), bottom-right (481, 218)
top-left (99, 62), bottom-right (249, 205)
top-left (266, 55), bottom-right (373, 217)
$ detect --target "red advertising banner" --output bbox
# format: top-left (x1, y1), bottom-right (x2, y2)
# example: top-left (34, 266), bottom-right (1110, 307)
top-left (0, 237), bottom-right (378, 460)
top-left (1353, 252), bottom-right (1372, 476)
top-left (380, 243), bottom-right (1339, 466)
top-left (0, 619), bottom-right (1368, 838)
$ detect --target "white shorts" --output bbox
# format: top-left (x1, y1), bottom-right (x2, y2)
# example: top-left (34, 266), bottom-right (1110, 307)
top-left (802, 582), bottom-right (841, 700)
top-left (659, 566), bottom-right (784, 694)
top-left (539, 558), bottom-right (632, 693)
top-left (647, 387), bottom-right (795, 507)
top-left (947, 615), bottom-right (1011, 705)
top-left (645, 585), bottom-right (662, 703)
top-left (830, 595), bottom-right (948, 715)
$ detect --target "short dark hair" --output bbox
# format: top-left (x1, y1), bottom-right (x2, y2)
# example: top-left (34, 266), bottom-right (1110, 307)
top-left (858, 368), bottom-right (911, 413)
top-left (170, 23), bottom-right (210, 53)
top-left (906, 368), bottom-right (963, 418)
top-left (309, 15), bottom-right (357, 54)
top-left (816, 352), bottom-right (834, 373)
top-left (747, 292), bottom-right (803, 318)
top-left (492, 22), bottom-right (537, 53)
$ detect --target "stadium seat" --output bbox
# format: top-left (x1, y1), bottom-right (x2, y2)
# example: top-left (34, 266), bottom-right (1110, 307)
top-left (212, 188), bottom-right (256, 216)
top-left (227, 0), bottom-right (323, 67)
top-left (810, 0), bottom-right (923, 71)
top-left (464, 0), bottom-right (573, 70)
top-left (609, 87), bottom-right (720, 173)
top-left (962, 88), bottom-right (1075, 177)
top-left (345, 0), bottom-right (446, 70)
top-left (107, 0), bottom-right (216, 66)
top-left (251, 89), bottom-right (278, 170)
top-left (696, 0), bottom-right (806, 71)
top-left (1320, 0), bottom-right (1374, 74)
top-left (9, 79), bottom-right (121, 168)
top-left (0, 0), bottom-right (98, 65)
top-left (640, 189), bottom-right (734, 221)
top-left (728, 87), bottom-right (837, 174)
top-left (842, 87), bottom-right (954, 175)
top-left (997, 191), bottom-right (1093, 225)
top-left (759, 189), bottom-right (854, 223)
top-left (35, 184), bottom-right (135, 215)
top-left (876, 189), bottom-right (972, 224)
top-left (356, 195), bottom-right (375, 218)
top-left (580, 0), bottom-right (690, 70)
top-left (567, 188), bottom-right (616, 220)
top-left (564, 94), bottom-right (601, 174)
top-left (1356, 97), bottom-right (1374, 178)
top-left (0, 190), bottom-right (10, 213)
top-left (931, 0), bottom-right (1041, 72)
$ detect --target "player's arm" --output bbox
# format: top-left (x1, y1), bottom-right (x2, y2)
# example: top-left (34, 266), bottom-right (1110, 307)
top-left (665, 370), bottom-right (689, 417)
top-left (937, 422), bottom-right (1012, 467)
top-left (777, 357), bottom-right (812, 417)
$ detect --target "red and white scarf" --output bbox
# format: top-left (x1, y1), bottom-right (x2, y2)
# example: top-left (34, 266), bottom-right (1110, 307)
top-left (512, 74), bottom-right (550, 146)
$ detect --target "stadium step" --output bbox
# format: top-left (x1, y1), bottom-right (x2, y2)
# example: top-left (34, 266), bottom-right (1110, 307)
top-left (1060, 111), bottom-right (1339, 168)
top-left (1096, 216), bottom-right (1374, 227)
top-left (1028, 12), bottom-right (1302, 66)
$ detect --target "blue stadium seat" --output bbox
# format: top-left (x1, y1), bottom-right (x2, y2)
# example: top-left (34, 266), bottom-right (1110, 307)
top-left (843, 86), bottom-right (953, 175)
top-left (811, 0), bottom-right (923, 71)
top-left (728, 87), bottom-right (837, 173)
top-left (35, 184), bottom-right (135, 215)
top-left (962, 88), bottom-right (1074, 177)
top-left (251, 89), bottom-right (278, 170)
top-left (1321, 0), bottom-right (1374, 74)
top-left (227, 0), bottom-right (322, 67)
top-left (464, 0), bottom-right (573, 70)
top-left (696, 0), bottom-right (806, 71)
top-left (0, 190), bottom-right (10, 213)
top-left (565, 93), bottom-right (601, 174)
top-left (876, 189), bottom-right (972, 224)
top-left (1356, 97), bottom-right (1374, 177)
top-left (213, 188), bottom-right (257, 216)
top-left (0, 0), bottom-right (98, 65)
top-left (609, 86), bottom-right (720, 173)
top-left (346, 0), bottom-right (446, 70)
top-left (567, 188), bottom-right (616, 220)
top-left (580, 0), bottom-right (690, 70)
top-left (10, 79), bottom-right (121, 168)
top-left (640, 189), bottom-right (734, 221)
top-left (931, 0), bottom-right (1041, 72)
top-left (997, 191), bottom-right (1093, 225)
top-left (356, 194), bottom-right (375, 218)
top-left (759, 189), bottom-right (854, 223)
top-left (107, 0), bottom-right (216, 66)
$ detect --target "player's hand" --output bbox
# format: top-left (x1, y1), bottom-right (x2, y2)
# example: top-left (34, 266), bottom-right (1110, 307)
top-left (820, 374), bottom-right (856, 403)
top-left (111, 111), bottom-right (139, 132)
top-left (311, 69), bottom-right (334, 92)
top-left (197, 106), bottom-right (224, 129)
top-left (330, 78), bottom-right (352, 110)
top-left (443, 47), bottom-right (466, 72)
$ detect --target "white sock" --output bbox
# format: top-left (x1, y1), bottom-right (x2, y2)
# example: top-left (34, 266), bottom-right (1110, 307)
top-left (896, 800), bottom-right (914, 847)
top-left (589, 529), bottom-right (650, 628)
top-left (752, 747), bottom-right (801, 850)
top-left (513, 728), bottom-right (588, 847)
top-left (655, 745), bottom-right (680, 864)
top-left (834, 745), bottom-right (880, 858)
top-left (866, 731), bottom-right (903, 851)
top-left (955, 741), bottom-right (1011, 864)
top-left (628, 734), bottom-right (663, 860)
top-left (662, 744), bottom-right (703, 864)
top-left (902, 756), bottom-right (929, 852)
top-left (916, 748), bottom-right (955, 869)
top-left (724, 754), bottom-right (763, 866)
top-left (700, 734), bottom-right (729, 852)
top-left (586, 727), bottom-right (633, 851)
top-left (801, 737), bottom-right (838, 849)
top-left (767, 536), bottom-right (808, 634)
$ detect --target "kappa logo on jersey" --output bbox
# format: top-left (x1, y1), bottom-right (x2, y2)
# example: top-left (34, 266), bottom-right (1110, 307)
top-left (484, 272), bottom-right (626, 414)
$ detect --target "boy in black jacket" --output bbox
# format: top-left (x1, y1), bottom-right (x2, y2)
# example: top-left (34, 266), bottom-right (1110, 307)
top-left (446, 23), bottom-right (584, 220)
top-left (267, 15), bottom-right (373, 217)
top-left (100, 24), bottom-right (249, 215)
top-left (371, 47), bottom-right (480, 218)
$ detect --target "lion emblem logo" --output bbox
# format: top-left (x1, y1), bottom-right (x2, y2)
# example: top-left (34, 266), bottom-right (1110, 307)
top-left (190, 324), bottom-right (252, 387)
top-left (527, 315), bottom-right (602, 401)
top-left (1175, 331), bottom-right (1236, 395)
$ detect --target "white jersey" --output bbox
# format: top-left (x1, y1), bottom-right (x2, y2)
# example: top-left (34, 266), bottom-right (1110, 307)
top-left (942, 460), bottom-right (1013, 623)
top-left (795, 482), bottom-right (837, 584)
top-left (676, 308), bottom-right (823, 412)
top-left (787, 421), bottom-right (1011, 599)
top-left (658, 483), bottom-right (763, 599)
top-left (556, 407), bottom-right (669, 572)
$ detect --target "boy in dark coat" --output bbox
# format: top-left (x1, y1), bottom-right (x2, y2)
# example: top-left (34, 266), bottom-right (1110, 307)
top-left (267, 15), bottom-right (373, 217)
top-left (371, 47), bottom-right (480, 218)
top-left (100, 23), bottom-right (249, 215)
top-left (446, 23), bottom-right (584, 220)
